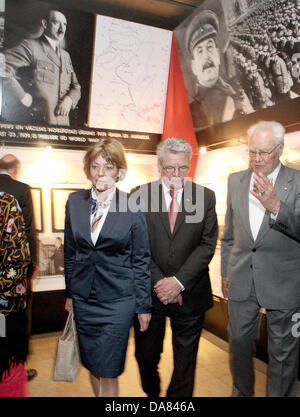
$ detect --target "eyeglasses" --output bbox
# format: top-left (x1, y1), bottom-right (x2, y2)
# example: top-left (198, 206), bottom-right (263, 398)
top-left (90, 163), bottom-right (116, 173)
top-left (162, 165), bottom-right (190, 174)
top-left (247, 144), bottom-right (280, 159)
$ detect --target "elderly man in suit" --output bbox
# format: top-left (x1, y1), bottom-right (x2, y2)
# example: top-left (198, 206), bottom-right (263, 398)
top-left (3, 9), bottom-right (81, 126)
top-left (133, 137), bottom-right (218, 397)
top-left (221, 120), bottom-right (300, 397)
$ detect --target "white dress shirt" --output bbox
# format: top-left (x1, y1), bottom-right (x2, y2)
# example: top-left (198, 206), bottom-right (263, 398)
top-left (249, 163), bottom-right (281, 240)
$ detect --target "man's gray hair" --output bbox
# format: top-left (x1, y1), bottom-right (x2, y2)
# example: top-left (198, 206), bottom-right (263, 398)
top-left (157, 137), bottom-right (192, 164)
top-left (248, 121), bottom-right (285, 146)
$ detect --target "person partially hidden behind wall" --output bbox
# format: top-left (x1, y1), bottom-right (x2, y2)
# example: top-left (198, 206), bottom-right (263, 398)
top-left (3, 9), bottom-right (81, 126)
top-left (221, 120), bottom-right (300, 397)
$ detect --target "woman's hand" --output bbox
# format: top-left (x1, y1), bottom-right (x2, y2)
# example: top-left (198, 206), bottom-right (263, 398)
top-left (65, 297), bottom-right (73, 312)
top-left (137, 313), bottom-right (151, 332)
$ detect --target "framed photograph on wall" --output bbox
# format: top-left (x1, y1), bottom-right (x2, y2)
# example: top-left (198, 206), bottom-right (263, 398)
top-left (1, 0), bottom-right (94, 127)
top-left (51, 188), bottom-right (83, 232)
top-left (31, 187), bottom-right (43, 233)
top-left (37, 235), bottom-right (64, 277)
top-left (174, 0), bottom-right (300, 146)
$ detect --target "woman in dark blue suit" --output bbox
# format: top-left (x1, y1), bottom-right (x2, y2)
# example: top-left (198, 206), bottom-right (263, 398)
top-left (64, 139), bottom-right (152, 397)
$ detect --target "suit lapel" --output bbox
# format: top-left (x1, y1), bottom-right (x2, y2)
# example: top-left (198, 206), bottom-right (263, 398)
top-left (256, 164), bottom-right (291, 243)
top-left (160, 181), bottom-right (195, 238)
top-left (41, 37), bottom-right (61, 67)
top-left (157, 181), bottom-right (172, 238)
top-left (172, 181), bottom-right (193, 236)
top-left (273, 164), bottom-right (292, 204)
top-left (150, 180), bottom-right (194, 238)
top-left (172, 201), bottom-right (185, 236)
top-left (80, 189), bottom-right (94, 246)
top-left (255, 208), bottom-right (270, 243)
top-left (94, 189), bottom-right (124, 246)
top-left (237, 169), bottom-right (253, 240)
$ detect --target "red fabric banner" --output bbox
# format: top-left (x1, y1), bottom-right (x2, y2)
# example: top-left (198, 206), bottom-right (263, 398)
top-left (161, 34), bottom-right (198, 179)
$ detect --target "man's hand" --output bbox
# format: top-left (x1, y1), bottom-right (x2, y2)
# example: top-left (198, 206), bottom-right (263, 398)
top-left (154, 277), bottom-right (182, 305)
top-left (55, 96), bottom-right (73, 117)
top-left (21, 92), bottom-right (33, 108)
top-left (137, 313), bottom-right (151, 332)
top-left (251, 173), bottom-right (280, 215)
top-left (221, 276), bottom-right (229, 299)
top-left (168, 293), bottom-right (183, 306)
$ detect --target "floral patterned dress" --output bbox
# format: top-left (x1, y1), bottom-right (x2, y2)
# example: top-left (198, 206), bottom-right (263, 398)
top-left (0, 192), bottom-right (31, 387)
top-left (0, 192), bottom-right (30, 314)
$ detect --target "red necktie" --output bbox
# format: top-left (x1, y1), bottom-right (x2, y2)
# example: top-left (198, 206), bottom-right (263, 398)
top-left (169, 189), bottom-right (179, 233)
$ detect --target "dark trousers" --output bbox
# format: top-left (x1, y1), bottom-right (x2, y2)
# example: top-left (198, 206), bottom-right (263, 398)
top-left (134, 304), bottom-right (205, 397)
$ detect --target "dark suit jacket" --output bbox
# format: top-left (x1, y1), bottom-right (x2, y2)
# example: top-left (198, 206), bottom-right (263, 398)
top-left (64, 188), bottom-right (152, 314)
top-left (0, 173), bottom-right (38, 273)
top-left (131, 180), bottom-right (218, 315)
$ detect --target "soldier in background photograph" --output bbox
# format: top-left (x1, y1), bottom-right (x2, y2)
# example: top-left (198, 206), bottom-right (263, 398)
top-left (228, 0), bottom-right (299, 107)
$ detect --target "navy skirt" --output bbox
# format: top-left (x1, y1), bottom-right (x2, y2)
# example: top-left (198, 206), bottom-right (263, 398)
top-left (72, 288), bottom-right (135, 378)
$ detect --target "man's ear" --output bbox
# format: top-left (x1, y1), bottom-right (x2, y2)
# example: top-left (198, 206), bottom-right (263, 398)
top-left (9, 167), bottom-right (19, 180)
top-left (158, 163), bottom-right (163, 176)
top-left (41, 18), bottom-right (47, 30)
top-left (190, 57), bottom-right (196, 77)
top-left (278, 143), bottom-right (284, 158)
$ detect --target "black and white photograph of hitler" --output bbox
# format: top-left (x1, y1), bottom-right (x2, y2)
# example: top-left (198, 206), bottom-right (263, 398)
top-left (1, 0), bottom-right (94, 127)
top-left (175, 0), bottom-right (300, 132)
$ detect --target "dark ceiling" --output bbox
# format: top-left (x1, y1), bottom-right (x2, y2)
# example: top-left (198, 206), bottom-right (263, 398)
top-left (43, 0), bottom-right (205, 30)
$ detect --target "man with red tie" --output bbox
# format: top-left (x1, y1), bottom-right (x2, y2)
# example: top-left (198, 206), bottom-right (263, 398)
top-left (133, 137), bottom-right (218, 397)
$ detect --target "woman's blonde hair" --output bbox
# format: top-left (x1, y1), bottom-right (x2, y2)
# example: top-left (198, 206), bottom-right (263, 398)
top-left (83, 138), bottom-right (127, 181)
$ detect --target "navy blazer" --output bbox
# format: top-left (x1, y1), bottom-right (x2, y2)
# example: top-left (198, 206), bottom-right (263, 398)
top-left (64, 188), bottom-right (152, 314)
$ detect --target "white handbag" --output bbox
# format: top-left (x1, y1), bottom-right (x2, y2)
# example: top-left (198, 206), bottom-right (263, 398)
top-left (53, 310), bottom-right (80, 382)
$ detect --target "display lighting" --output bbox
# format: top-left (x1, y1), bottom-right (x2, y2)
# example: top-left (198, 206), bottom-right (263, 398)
top-left (199, 146), bottom-right (207, 154)
top-left (32, 156), bottom-right (65, 184)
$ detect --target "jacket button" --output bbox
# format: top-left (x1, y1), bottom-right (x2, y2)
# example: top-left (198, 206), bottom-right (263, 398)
top-left (250, 265), bottom-right (253, 269)
top-left (252, 248), bottom-right (256, 252)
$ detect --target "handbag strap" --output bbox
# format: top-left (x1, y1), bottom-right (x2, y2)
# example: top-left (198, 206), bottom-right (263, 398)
top-left (61, 310), bottom-right (74, 338)
top-left (71, 311), bottom-right (77, 335)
